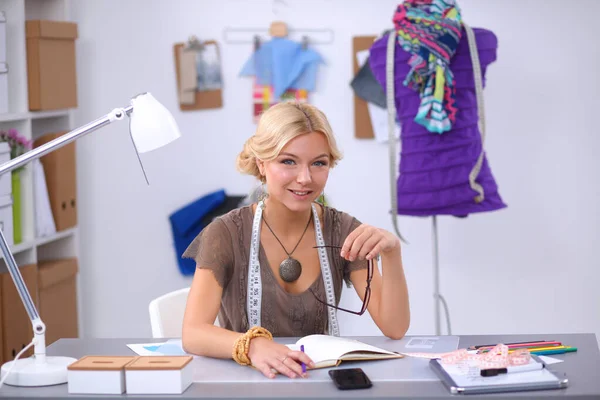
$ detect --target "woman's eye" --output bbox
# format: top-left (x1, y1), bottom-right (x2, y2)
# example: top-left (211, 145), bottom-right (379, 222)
top-left (313, 160), bottom-right (328, 167)
top-left (281, 159), bottom-right (295, 165)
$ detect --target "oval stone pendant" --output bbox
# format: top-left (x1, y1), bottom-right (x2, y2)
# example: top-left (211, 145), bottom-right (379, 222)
top-left (279, 257), bottom-right (302, 283)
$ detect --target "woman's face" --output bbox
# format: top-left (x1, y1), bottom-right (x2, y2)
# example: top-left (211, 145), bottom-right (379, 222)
top-left (258, 132), bottom-right (331, 212)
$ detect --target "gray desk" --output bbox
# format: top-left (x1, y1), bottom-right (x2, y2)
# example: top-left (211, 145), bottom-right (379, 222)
top-left (1, 333), bottom-right (599, 399)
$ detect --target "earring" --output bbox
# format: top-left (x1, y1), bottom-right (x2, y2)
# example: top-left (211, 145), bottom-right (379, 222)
top-left (317, 192), bottom-right (327, 206)
top-left (258, 182), bottom-right (268, 202)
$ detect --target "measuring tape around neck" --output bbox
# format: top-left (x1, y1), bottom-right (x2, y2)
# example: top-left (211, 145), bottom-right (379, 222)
top-left (247, 201), bottom-right (340, 336)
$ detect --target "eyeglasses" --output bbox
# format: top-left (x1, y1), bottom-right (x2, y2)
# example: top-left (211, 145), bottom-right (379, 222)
top-left (309, 245), bottom-right (373, 316)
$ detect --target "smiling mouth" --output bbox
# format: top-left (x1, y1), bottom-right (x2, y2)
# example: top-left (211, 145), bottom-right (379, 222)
top-left (289, 190), bottom-right (313, 196)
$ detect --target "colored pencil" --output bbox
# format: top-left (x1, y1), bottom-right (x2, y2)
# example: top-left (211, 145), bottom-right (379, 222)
top-left (476, 341), bottom-right (561, 351)
top-left (530, 347), bottom-right (577, 356)
top-left (469, 340), bottom-right (552, 350)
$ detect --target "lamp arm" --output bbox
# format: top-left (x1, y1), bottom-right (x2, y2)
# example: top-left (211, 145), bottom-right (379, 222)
top-left (0, 104), bottom-right (132, 361)
top-left (0, 106), bottom-right (132, 177)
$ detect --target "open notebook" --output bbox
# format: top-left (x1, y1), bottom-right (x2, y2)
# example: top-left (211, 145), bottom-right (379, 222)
top-left (286, 334), bottom-right (403, 369)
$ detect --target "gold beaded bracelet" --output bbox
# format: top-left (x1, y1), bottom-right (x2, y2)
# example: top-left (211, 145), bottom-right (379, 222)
top-left (232, 326), bottom-right (273, 366)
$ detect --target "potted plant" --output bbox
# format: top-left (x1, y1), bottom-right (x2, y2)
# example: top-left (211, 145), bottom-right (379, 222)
top-left (0, 129), bottom-right (32, 244)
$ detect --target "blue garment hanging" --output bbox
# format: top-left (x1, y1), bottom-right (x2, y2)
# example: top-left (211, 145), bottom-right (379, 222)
top-left (239, 37), bottom-right (324, 98)
top-left (169, 189), bottom-right (226, 276)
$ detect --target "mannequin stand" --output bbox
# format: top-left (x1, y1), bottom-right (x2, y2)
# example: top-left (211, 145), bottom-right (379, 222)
top-left (432, 216), bottom-right (452, 335)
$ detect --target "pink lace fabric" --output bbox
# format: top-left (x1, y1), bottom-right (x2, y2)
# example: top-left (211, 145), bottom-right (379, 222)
top-left (404, 344), bottom-right (531, 369)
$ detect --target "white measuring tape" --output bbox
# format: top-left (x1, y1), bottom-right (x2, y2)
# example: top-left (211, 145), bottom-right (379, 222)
top-left (247, 201), bottom-right (340, 336)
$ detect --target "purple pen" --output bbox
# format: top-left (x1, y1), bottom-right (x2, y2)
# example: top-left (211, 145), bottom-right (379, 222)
top-left (301, 345), bottom-right (306, 373)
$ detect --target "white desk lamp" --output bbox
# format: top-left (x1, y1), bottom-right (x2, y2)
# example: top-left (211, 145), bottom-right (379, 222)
top-left (0, 93), bottom-right (181, 387)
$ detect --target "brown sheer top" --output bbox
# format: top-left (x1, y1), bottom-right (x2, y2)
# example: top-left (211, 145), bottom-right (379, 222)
top-left (182, 204), bottom-right (368, 337)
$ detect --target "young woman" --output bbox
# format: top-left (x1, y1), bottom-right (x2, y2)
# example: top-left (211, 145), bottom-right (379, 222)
top-left (182, 102), bottom-right (410, 379)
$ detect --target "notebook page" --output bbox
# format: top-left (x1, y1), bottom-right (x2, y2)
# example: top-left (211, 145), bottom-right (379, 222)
top-left (289, 335), bottom-right (397, 365)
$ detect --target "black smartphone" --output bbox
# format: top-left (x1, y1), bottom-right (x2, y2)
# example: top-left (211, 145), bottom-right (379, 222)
top-left (328, 368), bottom-right (372, 390)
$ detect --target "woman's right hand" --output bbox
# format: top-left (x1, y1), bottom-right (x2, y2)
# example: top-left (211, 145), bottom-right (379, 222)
top-left (247, 337), bottom-right (315, 379)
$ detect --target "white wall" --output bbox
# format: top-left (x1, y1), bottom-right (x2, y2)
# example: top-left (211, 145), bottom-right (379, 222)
top-left (70, 0), bottom-right (600, 340)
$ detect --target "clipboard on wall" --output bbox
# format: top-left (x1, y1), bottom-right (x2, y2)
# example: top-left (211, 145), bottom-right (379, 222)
top-left (173, 40), bottom-right (223, 111)
top-left (352, 36), bottom-right (377, 139)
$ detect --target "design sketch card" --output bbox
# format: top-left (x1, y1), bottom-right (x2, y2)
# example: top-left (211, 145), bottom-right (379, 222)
top-left (173, 41), bottom-right (223, 111)
top-left (196, 42), bottom-right (223, 91)
top-left (404, 337), bottom-right (441, 349)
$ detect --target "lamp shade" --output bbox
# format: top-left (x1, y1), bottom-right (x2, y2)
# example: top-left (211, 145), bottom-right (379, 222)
top-left (129, 93), bottom-right (181, 153)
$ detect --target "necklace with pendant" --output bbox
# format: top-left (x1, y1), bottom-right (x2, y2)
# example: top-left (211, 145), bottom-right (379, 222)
top-left (262, 209), bottom-right (312, 283)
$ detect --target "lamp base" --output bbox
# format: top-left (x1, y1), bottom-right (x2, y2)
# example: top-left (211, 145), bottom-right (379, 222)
top-left (1, 356), bottom-right (78, 386)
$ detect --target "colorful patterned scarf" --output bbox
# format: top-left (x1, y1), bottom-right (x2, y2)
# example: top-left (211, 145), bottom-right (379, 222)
top-left (393, 0), bottom-right (462, 134)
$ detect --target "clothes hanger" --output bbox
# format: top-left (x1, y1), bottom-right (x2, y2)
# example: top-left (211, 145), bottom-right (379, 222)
top-left (269, 21), bottom-right (288, 37)
top-left (253, 34), bottom-right (261, 50)
top-left (185, 35), bottom-right (204, 51)
top-left (222, 27), bottom-right (333, 45)
top-left (301, 35), bottom-right (309, 49)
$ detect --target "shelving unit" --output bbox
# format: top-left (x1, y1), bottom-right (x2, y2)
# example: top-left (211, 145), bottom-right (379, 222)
top-left (0, 109), bottom-right (70, 122)
top-left (0, 227), bottom-right (78, 257)
top-left (0, 0), bottom-right (80, 339)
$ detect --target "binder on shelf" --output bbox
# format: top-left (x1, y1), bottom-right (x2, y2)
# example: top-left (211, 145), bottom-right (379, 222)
top-left (33, 131), bottom-right (77, 231)
top-left (33, 159), bottom-right (57, 238)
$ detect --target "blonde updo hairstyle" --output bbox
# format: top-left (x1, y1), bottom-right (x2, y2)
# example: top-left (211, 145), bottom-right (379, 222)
top-left (236, 102), bottom-right (343, 183)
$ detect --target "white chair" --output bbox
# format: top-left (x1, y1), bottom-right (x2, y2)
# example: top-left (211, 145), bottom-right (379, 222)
top-left (149, 287), bottom-right (219, 338)
top-left (149, 287), bottom-right (191, 338)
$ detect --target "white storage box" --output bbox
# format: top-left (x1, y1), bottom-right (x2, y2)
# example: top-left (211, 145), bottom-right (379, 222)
top-left (0, 11), bottom-right (6, 114)
top-left (0, 62), bottom-right (6, 114)
top-left (0, 194), bottom-right (13, 246)
top-left (0, 11), bottom-right (5, 62)
top-left (67, 356), bottom-right (137, 395)
top-left (0, 142), bottom-right (10, 195)
top-left (125, 356), bottom-right (193, 395)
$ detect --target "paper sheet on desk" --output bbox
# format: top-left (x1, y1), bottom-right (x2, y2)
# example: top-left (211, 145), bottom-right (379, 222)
top-left (400, 336), bottom-right (460, 353)
top-left (538, 355), bottom-right (563, 365)
top-left (127, 339), bottom-right (195, 357)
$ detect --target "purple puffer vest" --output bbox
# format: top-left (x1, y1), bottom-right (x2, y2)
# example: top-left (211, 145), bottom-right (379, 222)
top-left (369, 28), bottom-right (506, 217)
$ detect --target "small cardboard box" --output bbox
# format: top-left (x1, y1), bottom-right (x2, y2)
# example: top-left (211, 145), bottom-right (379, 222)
top-left (33, 131), bottom-right (77, 231)
top-left (125, 356), bottom-right (193, 394)
top-left (1, 264), bottom-right (37, 360)
top-left (67, 356), bottom-right (137, 394)
top-left (38, 258), bottom-right (79, 345)
top-left (26, 20), bottom-right (78, 110)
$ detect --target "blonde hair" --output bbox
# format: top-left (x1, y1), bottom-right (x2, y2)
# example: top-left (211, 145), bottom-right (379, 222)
top-left (236, 102), bottom-right (342, 182)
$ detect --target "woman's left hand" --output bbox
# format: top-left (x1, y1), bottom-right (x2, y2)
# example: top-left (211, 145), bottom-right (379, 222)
top-left (340, 224), bottom-right (401, 262)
